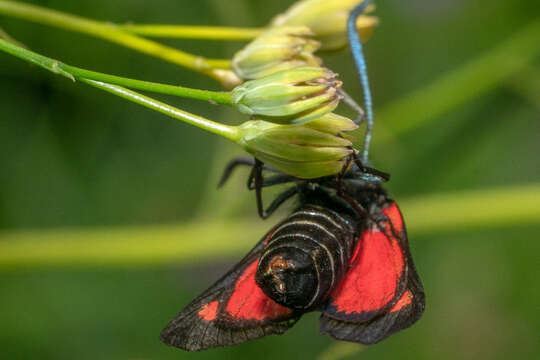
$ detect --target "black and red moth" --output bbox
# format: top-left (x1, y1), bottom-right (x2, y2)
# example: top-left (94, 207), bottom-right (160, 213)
top-left (160, 164), bottom-right (425, 351)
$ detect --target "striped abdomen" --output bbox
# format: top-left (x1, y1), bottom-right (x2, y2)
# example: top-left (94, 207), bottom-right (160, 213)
top-left (255, 205), bottom-right (356, 310)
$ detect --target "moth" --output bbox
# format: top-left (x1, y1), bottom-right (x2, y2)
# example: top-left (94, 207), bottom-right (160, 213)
top-left (162, 0), bottom-right (424, 351)
top-left (160, 160), bottom-right (425, 351)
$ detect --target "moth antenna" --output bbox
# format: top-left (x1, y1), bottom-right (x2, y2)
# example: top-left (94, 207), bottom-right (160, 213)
top-left (348, 0), bottom-right (374, 164)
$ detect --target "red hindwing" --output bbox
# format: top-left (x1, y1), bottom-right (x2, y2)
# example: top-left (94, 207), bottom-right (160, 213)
top-left (322, 202), bottom-right (408, 321)
top-left (320, 201), bottom-right (425, 344)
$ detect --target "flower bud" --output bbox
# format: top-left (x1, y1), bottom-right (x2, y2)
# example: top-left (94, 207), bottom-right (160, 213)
top-left (302, 112), bottom-right (358, 135)
top-left (272, 0), bottom-right (378, 51)
top-left (232, 26), bottom-right (321, 80)
top-left (231, 67), bottom-right (342, 125)
top-left (235, 119), bottom-right (354, 179)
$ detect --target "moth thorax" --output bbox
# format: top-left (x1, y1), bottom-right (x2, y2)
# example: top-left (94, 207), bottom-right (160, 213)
top-left (255, 246), bottom-right (320, 310)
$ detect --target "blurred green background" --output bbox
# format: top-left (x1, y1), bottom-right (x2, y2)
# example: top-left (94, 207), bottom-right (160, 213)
top-left (1, 0), bottom-right (539, 359)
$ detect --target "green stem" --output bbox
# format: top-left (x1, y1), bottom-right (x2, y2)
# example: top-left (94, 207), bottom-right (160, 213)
top-left (377, 19), bottom-right (540, 140)
top-left (0, 37), bottom-right (239, 141)
top-left (83, 79), bottom-right (239, 141)
top-left (0, 0), bottom-right (234, 82)
top-left (118, 24), bottom-right (263, 40)
top-left (72, 67), bottom-right (233, 104)
top-left (508, 65), bottom-right (540, 110)
top-left (0, 38), bottom-right (233, 104)
top-left (0, 26), bottom-right (25, 47)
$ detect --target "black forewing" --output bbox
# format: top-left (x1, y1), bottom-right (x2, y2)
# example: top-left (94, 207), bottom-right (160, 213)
top-left (160, 222), bottom-right (301, 351)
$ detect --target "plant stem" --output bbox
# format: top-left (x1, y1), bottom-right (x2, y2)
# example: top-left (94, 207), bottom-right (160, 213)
top-left (72, 67), bottom-right (233, 104)
top-left (0, 38), bottom-right (233, 104)
top-left (0, 37), bottom-right (239, 142)
top-left (376, 19), bottom-right (540, 140)
top-left (0, 0), bottom-right (234, 82)
top-left (0, 183), bottom-right (539, 270)
top-left (72, 66), bottom-right (233, 104)
top-left (0, 25), bottom-right (25, 47)
top-left (82, 79), bottom-right (239, 141)
top-left (402, 183), bottom-right (540, 232)
top-left (118, 24), bottom-right (263, 40)
top-left (508, 65), bottom-right (540, 111)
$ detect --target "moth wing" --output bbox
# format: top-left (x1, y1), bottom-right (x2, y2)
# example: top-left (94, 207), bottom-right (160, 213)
top-left (320, 202), bottom-right (425, 344)
top-left (160, 224), bottom-right (301, 351)
top-left (320, 262), bottom-right (425, 344)
top-left (321, 202), bottom-right (409, 323)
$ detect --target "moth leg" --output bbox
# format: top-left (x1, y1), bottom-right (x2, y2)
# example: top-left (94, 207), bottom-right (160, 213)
top-left (261, 186), bottom-right (299, 220)
top-left (351, 151), bottom-right (366, 172)
top-left (335, 156), bottom-right (368, 217)
top-left (336, 155), bottom-right (353, 196)
top-left (252, 159), bottom-right (268, 219)
top-left (247, 174), bottom-right (298, 190)
top-left (346, 152), bottom-right (390, 183)
top-left (251, 160), bottom-right (299, 219)
top-left (218, 157), bottom-right (299, 219)
top-left (218, 157), bottom-right (280, 188)
top-left (318, 183), bottom-right (367, 218)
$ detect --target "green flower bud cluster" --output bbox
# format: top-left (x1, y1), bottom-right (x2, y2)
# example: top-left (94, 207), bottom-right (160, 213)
top-left (225, 0), bottom-right (378, 179)
top-left (232, 26), bottom-right (321, 80)
top-left (272, 0), bottom-right (378, 51)
top-left (231, 67), bottom-right (341, 125)
top-left (236, 113), bottom-right (358, 179)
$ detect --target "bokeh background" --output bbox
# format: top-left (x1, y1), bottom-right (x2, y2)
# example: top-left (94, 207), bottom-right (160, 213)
top-left (1, 0), bottom-right (539, 359)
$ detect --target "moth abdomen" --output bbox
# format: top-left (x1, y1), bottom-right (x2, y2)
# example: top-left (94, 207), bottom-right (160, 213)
top-left (256, 205), bottom-right (356, 310)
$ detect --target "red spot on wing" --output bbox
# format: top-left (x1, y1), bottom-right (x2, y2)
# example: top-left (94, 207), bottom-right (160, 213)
top-left (328, 224), bottom-right (405, 317)
top-left (226, 261), bottom-right (292, 321)
top-left (198, 300), bottom-right (219, 321)
top-left (389, 290), bottom-right (413, 312)
top-left (382, 202), bottom-right (403, 234)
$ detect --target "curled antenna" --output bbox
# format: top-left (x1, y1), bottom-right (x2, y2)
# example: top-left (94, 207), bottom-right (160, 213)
top-left (347, 0), bottom-right (374, 164)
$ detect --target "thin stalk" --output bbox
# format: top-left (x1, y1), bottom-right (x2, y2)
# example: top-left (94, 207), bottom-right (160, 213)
top-left (0, 0), bottom-right (234, 82)
top-left (0, 26), bottom-right (26, 47)
top-left (83, 80), bottom-right (239, 141)
top-left (0, 38), bottom-right (233, 104)
top-left (118, 24), bottom-right (263, 40)
top-left (0, 183), bottom-right (539, 270)
top-left (376, 19), bottom-right (540, 140)
top-left (71, 67), bottom-right (233, 104)
top-left (0, 37), bottom-right (239, 141)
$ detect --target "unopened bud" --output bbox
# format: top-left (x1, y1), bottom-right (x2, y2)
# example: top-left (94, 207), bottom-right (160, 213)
top-left (232, 26), bottom-right (321, 80)
top-left (302, 112), bottom-right (358, 135)
top-left (272, 0), bottom-right (378, 51)
top-left (231, 67), bottom-right (342, 125)
top-left (236, 120), bottom-right (353, 179)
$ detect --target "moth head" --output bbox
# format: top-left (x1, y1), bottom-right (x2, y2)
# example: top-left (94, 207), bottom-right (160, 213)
top-left (256, 248), bottom-right (318, 309)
